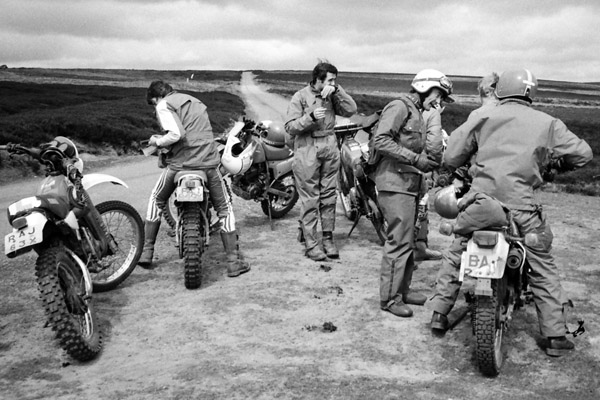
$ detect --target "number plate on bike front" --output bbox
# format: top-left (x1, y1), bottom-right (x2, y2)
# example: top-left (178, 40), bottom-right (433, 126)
top-left (175, 186), bottom-right (203, 202)
top-left (5, 226), bottom-right (43, 255)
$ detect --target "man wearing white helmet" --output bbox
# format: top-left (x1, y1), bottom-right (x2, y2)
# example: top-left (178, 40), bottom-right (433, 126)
top-left (139, 80), bottom-right (250, 279)
top-left (430, 69), bottom-right (593, 357)
top-left (285, 61), bottom-right (357, 261)
top-left (370, 69), bottom-right (453, 318)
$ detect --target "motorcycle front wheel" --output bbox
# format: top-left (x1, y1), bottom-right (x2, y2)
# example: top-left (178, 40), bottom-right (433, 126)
top-left (35, 244), bottom-right (101, 361)
top-left (474, 278), bottom-right (505, 376)
top-left (91, 201), bottom-right (144, 292)
top-left (181, 203), bottom-right (204, 289)
top-left (260, 174), bottom-right (299, 219)
top-left (337, 166), bottom-right (358, 221)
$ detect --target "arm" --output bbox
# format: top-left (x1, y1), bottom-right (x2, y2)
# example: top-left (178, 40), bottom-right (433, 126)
top-left (154, 101), bottom-right (184, 147)
top-left (285, 91), bottom-right (318, 137)
top-left (372, 101), bottom-right (419, 164)
top-left (443, 119), bottom-right (478, 172)
top-left (331, 85), bottom-right (357, 117)
top-left (550, 118), bottom-right (593, 169)
top-left (424, 109), bottom-right (444, 163)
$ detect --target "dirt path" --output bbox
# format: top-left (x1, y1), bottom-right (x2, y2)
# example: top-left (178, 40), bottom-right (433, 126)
top-left (1, 76), bottom-right (599, 400)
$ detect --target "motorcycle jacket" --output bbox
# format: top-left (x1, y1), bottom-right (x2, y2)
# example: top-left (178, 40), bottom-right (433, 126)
top-left (370, 93), bottom-right (427, 195)
top-left (444, 99), bottom-right (593, 208)
top-left (285, 84), bottom-right (356, 138)
top-left (422, 107), bottom-right (444, 164)
top-left (154, 92), bottom-right (221, 170)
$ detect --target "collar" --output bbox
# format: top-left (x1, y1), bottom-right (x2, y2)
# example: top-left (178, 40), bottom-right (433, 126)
top-left (405, 93), bottom-right (423, 111)
top-left (499, 98), bottom-right (531, 107)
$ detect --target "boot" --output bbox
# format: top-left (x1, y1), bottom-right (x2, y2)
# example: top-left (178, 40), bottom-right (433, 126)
top-left (221, 231), bottom-right (250, 277)
top-left (546, 336), bottom-right (575, 357)
top-left (402, 291), bottom-right (427, 306)
top-left (322, 231), bottom-right (339, 258)
top-left (431, 311), bottom-right (449, 332)
top-left (138, 220), bottom-right (161, 268)
top-left (414, 241), bottom-right (442, 261)
top-left (380, 299), bottom-right (413, 318)
top-left (305, 246), bottom-right (327, 261)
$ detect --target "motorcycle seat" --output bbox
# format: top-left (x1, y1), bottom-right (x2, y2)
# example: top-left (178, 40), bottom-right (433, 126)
top-left (174, 170), bottom-right (208, 184)
top-left (263, 143), bottom-right (293, 161)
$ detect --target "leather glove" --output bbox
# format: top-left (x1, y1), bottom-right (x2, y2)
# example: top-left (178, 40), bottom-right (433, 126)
top-left (413, 153), bottom-right (439, 172)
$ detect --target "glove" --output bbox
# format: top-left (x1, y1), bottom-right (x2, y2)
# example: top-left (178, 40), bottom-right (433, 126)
top-left (148, 135), bottom-right (161, 147)
top-left (413, 153), bottom-right (439, 172)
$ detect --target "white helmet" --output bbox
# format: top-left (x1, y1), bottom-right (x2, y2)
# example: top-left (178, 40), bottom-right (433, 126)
top-left (411, 69), bottom-right (454, 102)
top-left (221, 121), bottom-right (257, 175)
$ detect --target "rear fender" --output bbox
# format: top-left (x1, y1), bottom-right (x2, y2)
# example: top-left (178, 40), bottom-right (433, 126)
top-left (174, 171), bottom-right (207, 203)
top-left (82, 173), bottom-right (129, 191)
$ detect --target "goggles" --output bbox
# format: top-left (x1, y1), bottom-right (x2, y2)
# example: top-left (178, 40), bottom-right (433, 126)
top-left (413, 76), bottom-right (453, 94)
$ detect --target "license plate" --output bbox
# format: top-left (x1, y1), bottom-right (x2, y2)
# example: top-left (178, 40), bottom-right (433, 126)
top-left (175, 186), bottom-right (203, 202)
top-left (459, 237), bottom-right (509, 281)
top-left (5, 225), bottom-right (44, 255)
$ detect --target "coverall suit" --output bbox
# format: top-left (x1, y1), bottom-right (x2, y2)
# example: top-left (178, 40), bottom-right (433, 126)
top-left (430, 98), bottom-right (593, 337)
top-left (370, 94), bottom-right (430, 307)
top-left (285, 84), bottom-right (356, 252)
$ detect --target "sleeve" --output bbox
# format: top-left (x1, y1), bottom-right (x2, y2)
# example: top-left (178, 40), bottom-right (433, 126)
top-left (372, 101), bottom-right (418, 164)
top-left (154, 101), bottom-right (183, 147)
top-left (443, 117), bottom-right (478, 171)
top-left (550, 118), bottom-right (593, 168)
top-left (331, 85), bottom-right (357, 118)
top-left (285, 91), bottom-right (318, 137)
top-left (424, 109), bottom-right (444, 163)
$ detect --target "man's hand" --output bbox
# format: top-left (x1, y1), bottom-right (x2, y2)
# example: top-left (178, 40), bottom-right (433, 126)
top-left (148, 135), bottom-right (161, 147)
top-left (413, 153), bottom-right (439, 172)
top-left (320, 84), bottom-right (337, 99)
top-left (310, 107), bottom-right (327, 121)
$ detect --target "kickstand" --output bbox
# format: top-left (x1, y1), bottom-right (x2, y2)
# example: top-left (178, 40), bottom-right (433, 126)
top-left (347, 215), bottom-right (362, 237)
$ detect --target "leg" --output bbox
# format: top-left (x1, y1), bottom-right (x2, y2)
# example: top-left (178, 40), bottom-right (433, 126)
top-left (139, 168), bottom-right (177, 267)
top-left (318, 136), bottom-right (340, 258)
top-left (206, 168), bottom-right (250, 277)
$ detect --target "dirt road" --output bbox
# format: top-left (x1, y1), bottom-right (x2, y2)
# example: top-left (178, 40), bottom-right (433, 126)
top-left (0, 75), bottom-right (599, 400)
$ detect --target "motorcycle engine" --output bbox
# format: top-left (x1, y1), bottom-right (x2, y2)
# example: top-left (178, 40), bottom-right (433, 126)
top-left (231, 165), bottom-right (266, 200)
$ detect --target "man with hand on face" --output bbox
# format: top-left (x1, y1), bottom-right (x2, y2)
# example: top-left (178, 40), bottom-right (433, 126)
top-left (285, 61), bottom-right (357, 261)
top-left (370, 69), bottom-right (454, 318)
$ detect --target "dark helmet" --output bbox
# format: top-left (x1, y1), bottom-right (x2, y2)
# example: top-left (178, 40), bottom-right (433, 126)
top-left (495, 69), bottom-right (537, 103)
top-left (434, 185), bottom-right (460, 219)
top-left (262, 120), bottom-right (287, 147)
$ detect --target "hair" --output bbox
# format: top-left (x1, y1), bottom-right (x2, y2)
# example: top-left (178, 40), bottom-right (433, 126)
top-left (147, 80), bottom-right (174, 104)
top-left (477, 72), bottom-right (499, 98)
top-left (311, 60), bottom-right (338, 84)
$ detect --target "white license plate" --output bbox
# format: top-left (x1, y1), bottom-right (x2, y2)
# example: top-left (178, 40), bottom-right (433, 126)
top-left (175, 186), bottom-right (204, 202)
top-left (5, 226), bottom-right (44, 255)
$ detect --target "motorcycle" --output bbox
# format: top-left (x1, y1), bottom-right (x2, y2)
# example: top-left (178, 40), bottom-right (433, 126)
top-left (142, 143), bottom-right (211, 290)
top-left (334, 112), bottom-right (388, 245)
top-left (220, 119), bottom-right (299, 220)
top-left (1, 139), bottom-right (144, 361)
top-left (435, 160), bottom-right (584, 376)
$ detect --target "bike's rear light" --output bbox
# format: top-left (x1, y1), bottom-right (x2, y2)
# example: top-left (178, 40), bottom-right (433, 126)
top-left (12, 216), bottom-right (28, 230)
top-left (185, 180), bottom-right (200, 188)
top-left (472, 231), bottom-right (498, 248)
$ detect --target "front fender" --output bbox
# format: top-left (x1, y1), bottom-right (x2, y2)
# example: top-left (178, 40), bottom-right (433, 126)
top-left (82, 173), bottom-right (129, 190)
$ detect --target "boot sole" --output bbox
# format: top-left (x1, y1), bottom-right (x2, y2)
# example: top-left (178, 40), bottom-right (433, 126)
top-left (228, 267), bottom-right (250, 277)
top-left (546, 347), bottom-right (573, 357)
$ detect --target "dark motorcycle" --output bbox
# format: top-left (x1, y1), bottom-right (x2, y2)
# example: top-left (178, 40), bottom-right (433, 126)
top-left (1, 140), bottom-right (143, 361)
top-left (220, 119), bottom-right (299, 220)
top-left (334, 112), bottom-right (387, 245)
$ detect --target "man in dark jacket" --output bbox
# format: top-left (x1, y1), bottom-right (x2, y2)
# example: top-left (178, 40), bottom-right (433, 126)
top-left (372, 69), bottom-right (454, 318)
top-left (285, 61), bottom-right (357, 261)
top-left (430, 69), bottom-right (593, 356)
top-left (138, 80), bottom-right (249, 278)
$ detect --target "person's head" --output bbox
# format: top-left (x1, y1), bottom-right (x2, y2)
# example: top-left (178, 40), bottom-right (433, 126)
top-left (311, 61), bottom-right (338, 91)
top-left (495, 68), bottom-right (537, 104)
top-left (411, 69), bottom-right (454, 111)
top-left (146, 80), bottom-right (174, 105)
top-left (477, 72), bottom-right (499, 106)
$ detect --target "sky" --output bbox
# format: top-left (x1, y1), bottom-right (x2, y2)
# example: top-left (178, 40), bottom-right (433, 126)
top-left (1, 0), bottom-right (599, 82)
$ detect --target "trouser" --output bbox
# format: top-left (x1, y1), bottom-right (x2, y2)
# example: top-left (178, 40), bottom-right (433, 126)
top-left (293, 134), bottom-right (339, 251)
top-left (145, 166), bottom-right (235, 232)
top-left (429, 208), bottom-right (569, 337)
top-left (378, 191), bottom-right (418, 303)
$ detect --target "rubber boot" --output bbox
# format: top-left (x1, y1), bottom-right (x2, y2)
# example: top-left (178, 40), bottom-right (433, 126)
top-left (414, 240), bottom-right (442, 261)
top-left (220, 231), bottom-right (250, 277)
top-left (322, 231), bottom-right (339, 258)
top-left (138, 220), bottom-right (161, 268)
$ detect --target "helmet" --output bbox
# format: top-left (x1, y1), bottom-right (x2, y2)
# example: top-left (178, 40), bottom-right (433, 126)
top-left (411, 69), bottom-right (454, 102)
top-left (261, 120), bottom-right (287, 148)
top-left (221, 121), bottom-right (257, 175)
top-left (495, 69), bottom-right (537, 103)
top-left (43, 136), bottom-right (84, 172)
top-left (434, 185), bottom-right (460, 219)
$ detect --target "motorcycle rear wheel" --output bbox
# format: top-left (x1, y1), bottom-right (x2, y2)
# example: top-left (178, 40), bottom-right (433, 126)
top-left (91, 201), bottom-right (144, 292)
top-left (181, 203), bottom-right (204, 289)
top-left (35, 244), bottom-right (101, 361)
top-left (260, 174), bottom-right (299, 219)
top-left (474, 279), bottom-right (504, 376)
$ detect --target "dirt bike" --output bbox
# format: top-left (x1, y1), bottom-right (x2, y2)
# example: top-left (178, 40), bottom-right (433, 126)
top-left (1, 141), bottom-right (143, 361)
top-left (142, 142), bottom-right (212, 290)
top-left (220, 119), bottom-right (299, 220)
top-left (334, 112), bottom-right (388, 245)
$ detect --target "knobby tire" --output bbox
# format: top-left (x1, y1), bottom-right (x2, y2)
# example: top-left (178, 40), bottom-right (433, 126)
top-left (474, 279), bottom-right (504, 376)
top-left (260, 174), bottom-right (299, 219)
top-left (181, 203), bottom-right (203, 289)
